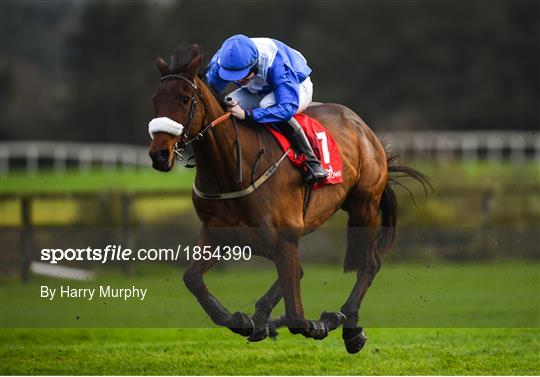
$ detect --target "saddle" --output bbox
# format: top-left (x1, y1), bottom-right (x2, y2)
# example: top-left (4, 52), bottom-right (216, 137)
top-left (266, 113), bottom-right (343, 188)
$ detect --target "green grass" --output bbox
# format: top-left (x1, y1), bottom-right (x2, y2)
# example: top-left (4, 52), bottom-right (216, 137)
top-left (409, 160), bottom-right (539, 190)
top-left (1, 263), bottom-right (538, 328)
top-left (1, 263), bottom-right (539, 374)
top-left (1, 328), bottom-right (538, 375)
top-left (0, 168), bottom-right (196, 194)
top-left (1, 162), bottom-right (539, 374)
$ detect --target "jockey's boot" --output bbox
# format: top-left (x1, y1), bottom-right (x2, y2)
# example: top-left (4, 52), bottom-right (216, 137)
top-left (286, 118), bottom-right (328, 184)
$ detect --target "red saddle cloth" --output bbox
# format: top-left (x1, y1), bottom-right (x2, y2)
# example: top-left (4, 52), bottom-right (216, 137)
top-left (265, 113), bottom-right (343, 188)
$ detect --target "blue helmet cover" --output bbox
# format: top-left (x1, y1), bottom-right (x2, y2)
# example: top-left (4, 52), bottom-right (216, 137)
top-left (218, 35), bottom-right (259, 81)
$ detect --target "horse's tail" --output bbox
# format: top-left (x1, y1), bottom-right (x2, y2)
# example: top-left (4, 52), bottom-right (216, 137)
top-left (376, 155), bottom-right (433, 256)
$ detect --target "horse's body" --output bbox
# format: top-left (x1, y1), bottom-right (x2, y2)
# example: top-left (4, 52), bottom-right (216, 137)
top-left (149, 44), bottom-right (428, 353)
top-left (193, 102), bottom-right (387, 238)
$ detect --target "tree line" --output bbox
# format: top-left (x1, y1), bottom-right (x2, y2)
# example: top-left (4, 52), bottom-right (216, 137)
top-left (1, 0), bottom-right (538, 144)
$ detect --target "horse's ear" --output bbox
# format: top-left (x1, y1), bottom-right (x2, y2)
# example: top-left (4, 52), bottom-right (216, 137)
top-left (188, 53), bottom-right (204, 77)
top-left (156, 57), bottom-right (170, 76)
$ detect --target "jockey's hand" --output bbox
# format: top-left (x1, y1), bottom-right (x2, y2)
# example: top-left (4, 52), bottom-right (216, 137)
top-left (227, 104), bottom-right (246, 120)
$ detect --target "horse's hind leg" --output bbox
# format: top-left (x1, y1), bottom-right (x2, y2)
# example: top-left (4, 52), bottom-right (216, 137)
top-left (340, 195), bottom-right (381, 354)
top-left (247, 266), bottom-right (305, 342)
top-left (247, 279), bottom-right (282, 342)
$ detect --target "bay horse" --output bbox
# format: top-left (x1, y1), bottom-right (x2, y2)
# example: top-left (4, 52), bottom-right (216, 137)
top-left (148, 44), bottom-right (430, 353)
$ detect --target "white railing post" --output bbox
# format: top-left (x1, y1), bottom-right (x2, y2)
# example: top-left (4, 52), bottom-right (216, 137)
top-left (53, 145), bottom-right (67, 174)
top-left (26, 144), bottom-right (39, 176)
top-left (535, 136), bottom-right (540, 162)
top-left (0, 145), bottom-right (9, 175)
top-left (78, 147), bottom-right (92, 173)
top-left (102, 148), bottom-right (117, 172)
top-left (486, 134), bottom-right (503, 162)
top-left (461, 134), bottom-right (479, 161)
top-left (509, 134), bottom-right (526, 163)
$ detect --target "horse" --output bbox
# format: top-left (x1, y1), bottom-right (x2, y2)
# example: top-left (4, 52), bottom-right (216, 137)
top-left (148, 44), bottom-right (430, 353)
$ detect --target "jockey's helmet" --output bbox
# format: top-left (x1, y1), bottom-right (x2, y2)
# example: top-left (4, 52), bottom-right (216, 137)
top-left (217, 35), bottom-right (259, 82)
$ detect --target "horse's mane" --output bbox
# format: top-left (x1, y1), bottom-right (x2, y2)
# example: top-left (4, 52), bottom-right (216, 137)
top-left (170, 44), bottom-right (204, 75)
top-left (170, 43), bottom-right (221, 101)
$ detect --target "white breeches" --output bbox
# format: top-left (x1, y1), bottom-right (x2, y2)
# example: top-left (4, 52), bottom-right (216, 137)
top-left (226, 77), bottom-right (313, 114)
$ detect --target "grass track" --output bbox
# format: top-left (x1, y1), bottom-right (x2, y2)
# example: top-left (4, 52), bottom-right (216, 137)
top-left (1, 328), bottom-right (539, 375)
top-left (1, 163), bottom-right (539, 374)
top-left (1, 263), bottom-right (539, 374)
top-left (2, 263), bottom-right (538, 328)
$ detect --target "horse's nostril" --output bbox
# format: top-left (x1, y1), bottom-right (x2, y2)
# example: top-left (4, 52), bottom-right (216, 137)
top-left (149, 148), bottom-right (170, 165)
top-left (159, 149), bottom-right (169, 161)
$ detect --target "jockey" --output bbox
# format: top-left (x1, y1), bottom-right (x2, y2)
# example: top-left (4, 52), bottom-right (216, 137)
top-left (205, 34), bottom-right (328, 184)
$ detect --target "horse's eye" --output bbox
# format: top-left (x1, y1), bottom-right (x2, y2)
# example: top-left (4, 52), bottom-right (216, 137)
top-left (182, 96), bottom-right (190, 105)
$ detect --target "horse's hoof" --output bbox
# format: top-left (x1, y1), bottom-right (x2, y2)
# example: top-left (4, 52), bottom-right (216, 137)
top-left (228, 312), bottom-right (254, 337)
top-left (303, 320), bottom-right (328, 340)
top-left (343, 327), bottom-right (367, 354)
top-left (247, 324), bottom-right (268, 342)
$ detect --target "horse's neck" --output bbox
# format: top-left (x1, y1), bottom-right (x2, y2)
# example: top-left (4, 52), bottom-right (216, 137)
top-left (192, 79), bottom-right (241, 191)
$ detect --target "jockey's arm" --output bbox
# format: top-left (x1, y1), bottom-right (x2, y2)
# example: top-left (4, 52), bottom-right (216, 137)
top-left (247, 65), bottom-right (300, 123)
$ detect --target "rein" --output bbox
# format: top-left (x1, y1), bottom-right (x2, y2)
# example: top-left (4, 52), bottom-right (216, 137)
top-left (184, 112), bottom-right (231, 146)
top-left (158, 74), bottom-right (290, 200)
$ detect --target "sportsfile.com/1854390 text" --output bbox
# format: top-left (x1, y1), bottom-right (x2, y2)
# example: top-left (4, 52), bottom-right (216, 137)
top-left (40, 245), bottom-right (252, 264)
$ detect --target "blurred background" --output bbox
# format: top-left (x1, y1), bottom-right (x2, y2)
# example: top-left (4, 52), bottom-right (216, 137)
top-left (1, 0), bottom-right (539, 142)
top-left (0, 0), bottom-right (538, 328)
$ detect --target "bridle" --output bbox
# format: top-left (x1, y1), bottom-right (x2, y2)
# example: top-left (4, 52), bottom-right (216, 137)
top-left (157, 73), bottom-right (292, 201)
top-left (159, 74), bottom-right (229, 160)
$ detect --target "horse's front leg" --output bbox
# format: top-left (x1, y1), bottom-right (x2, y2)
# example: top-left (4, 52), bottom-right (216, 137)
top-left (182, 230), bottom-right (255, 337)
top-left (274, 234), bottom-right (345, 340)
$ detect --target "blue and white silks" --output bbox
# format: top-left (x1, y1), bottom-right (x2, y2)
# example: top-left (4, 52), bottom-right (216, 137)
top-left (205, 38), bottom-right (313, 123)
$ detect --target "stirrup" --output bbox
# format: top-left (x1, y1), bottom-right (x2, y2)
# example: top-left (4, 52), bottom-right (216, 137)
top-left (304, 161), bottom-right (328, 184)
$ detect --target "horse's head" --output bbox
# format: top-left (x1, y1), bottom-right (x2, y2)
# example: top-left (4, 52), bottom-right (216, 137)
top-left (148, 44), bottom-right (205, 171)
